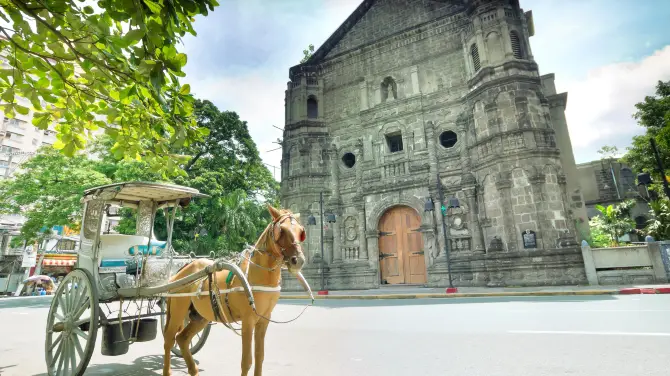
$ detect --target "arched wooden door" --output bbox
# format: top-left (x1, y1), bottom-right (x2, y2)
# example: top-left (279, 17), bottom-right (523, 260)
top-left (378, 206), bottom-right (426, 285)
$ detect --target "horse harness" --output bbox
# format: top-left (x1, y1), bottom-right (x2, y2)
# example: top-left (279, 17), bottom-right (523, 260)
top-left (202, 213), bottom-right (306, 334)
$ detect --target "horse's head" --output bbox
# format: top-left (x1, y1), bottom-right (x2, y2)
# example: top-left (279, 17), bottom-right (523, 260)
top-left (267, 205), bottom-right (306, 275)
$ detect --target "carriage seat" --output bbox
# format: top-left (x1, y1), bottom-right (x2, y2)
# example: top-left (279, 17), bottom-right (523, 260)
top-left (98, 234), bottom-right (167, 269)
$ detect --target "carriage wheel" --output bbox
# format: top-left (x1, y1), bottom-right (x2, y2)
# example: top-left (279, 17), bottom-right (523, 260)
top-left (159, 298), bottom-right (211, 357)
top-left (45, 269), bottom-right (100, 376)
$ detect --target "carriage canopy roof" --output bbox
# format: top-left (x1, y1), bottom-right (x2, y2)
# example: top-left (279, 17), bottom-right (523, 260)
top-left (83, 181), bottom-right (209, 204)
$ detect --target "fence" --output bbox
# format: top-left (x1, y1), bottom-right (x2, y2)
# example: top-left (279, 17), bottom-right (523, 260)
top-left (580, 241), bottom-right (669, 285)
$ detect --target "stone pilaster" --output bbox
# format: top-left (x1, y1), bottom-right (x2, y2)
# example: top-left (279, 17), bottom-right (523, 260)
top-left (528, 173), bottom-right (548, 249)
top-left (463, 185), bottom-right (485, 253)
top-left (356, 200), bottom-right (368, 260)
top-left (498, 9), bottom-right (514, 59)
top-left (557, 174), bottom-right (578, 245)
top-left (473, 16), bottom-right (489, 66)
top-left (410, 66), bottom-right (420, 96)
top-left (331, 207), bottom-right (343, 263)
top-left (425, 121), bottom-right (439, 188)
top-left (355, 138), bottom-right (364, 196)
top-left (328, 144), bottom-right (341, 205)
top-left (359, 80), bottom-right (368, 111)
top-left (495, 178), bottom-right (517, 251)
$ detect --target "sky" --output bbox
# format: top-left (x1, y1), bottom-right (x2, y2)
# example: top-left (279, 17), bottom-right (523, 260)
top-left (179, 0), bottom-right (670, 180)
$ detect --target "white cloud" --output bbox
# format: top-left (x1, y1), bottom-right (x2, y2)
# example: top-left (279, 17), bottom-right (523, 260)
top-left (563, 45), bottom-right (670, 152)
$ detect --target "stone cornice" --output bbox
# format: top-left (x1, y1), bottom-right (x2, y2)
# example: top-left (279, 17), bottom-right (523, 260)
top-left (466, 73), bottom-right (542, 101)
top-left (547, 93), bottom-right (568, 109)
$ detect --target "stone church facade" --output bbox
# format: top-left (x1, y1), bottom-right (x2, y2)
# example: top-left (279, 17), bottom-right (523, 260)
top-left (280, 0), bottom-right (590, 291)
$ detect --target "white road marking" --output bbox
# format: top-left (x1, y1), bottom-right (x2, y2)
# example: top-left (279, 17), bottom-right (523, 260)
top-left (509, 330), bottom-right (670, 337)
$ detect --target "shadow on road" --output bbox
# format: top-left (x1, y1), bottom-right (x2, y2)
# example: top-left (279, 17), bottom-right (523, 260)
top-left (0, 296), bottom-right (53, 309)
top-left (278, 295), bottom-right (619, 308)
top-left (32, 354), bottom-right (200, 376)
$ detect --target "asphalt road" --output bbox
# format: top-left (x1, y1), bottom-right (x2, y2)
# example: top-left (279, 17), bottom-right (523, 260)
top-left (1, 294), bottom-right (670, 375)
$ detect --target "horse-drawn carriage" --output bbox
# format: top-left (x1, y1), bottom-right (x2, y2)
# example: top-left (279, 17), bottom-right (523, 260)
top-left (44, 181), bottom-right (311, 376)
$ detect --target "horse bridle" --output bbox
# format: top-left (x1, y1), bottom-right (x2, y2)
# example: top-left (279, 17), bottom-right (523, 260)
top-left (246, 213), bottom-right (304, 272)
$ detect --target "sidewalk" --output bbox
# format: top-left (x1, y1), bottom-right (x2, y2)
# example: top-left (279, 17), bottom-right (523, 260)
top-left (279, 284), bottom-right (670, 300)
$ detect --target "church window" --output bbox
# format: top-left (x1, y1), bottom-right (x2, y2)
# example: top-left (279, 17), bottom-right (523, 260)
top-left (342, 152), bottom-right (356, 168)
top-left (439, 131), bottom-right (458, 149)
top-left (510, 31), bottom-right (523, 59)
top-left (620, 168), bottom-right (635, 191)
top-left (307, 96), bottom-right (318, 118)
top-left (634, 216), bottom-right (647, 230)
top-left (386, 133), bottom-right (403, 153)
top-left (381, 76), bottom-right (397, 103)
top-left (471, 43), bottom-right (481, 71)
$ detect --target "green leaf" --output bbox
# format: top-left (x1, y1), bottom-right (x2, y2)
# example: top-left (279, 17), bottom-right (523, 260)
top-left (144, 0), bottom-right (163, 14)
top-left (124, 29), bottom-right (145, 45)
top-left (15, 104), bottom-right (30, 115)
top-left (179, 84), bottom-right (191, 95)
top-left (32, 112), bottom-right (51, 129)
top-left (83, 6), bottom-right (95, 14)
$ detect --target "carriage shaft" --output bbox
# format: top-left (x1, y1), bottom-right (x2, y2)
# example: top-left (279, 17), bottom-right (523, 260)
top-left (115, 260), bottom-right (255, 304)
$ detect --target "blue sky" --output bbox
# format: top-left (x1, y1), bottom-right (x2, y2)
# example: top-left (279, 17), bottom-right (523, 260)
top-left (180, 0), bottom-right (670, 178)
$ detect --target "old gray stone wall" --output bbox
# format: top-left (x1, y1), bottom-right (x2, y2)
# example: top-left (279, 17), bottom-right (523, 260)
top-left (280, 0), bottom-right (587, 291)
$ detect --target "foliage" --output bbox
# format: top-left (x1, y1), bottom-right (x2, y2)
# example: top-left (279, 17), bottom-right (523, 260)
top-left (300, 44), bottom-right (314, 64)
top-left (597, 145), bottom-right (621, 161)
top-left (645, 199), bottom-right (670, 241)
top-left (0, 147), bottom-right (111, 241)
top-left (585, 218), bottom-right (612, 248)
top-left (0, 0), bottom-right (219, 175)
top-left (591, 200), bottom-right (637, 246)
top-left (621, 81), bottom-right (670, 191)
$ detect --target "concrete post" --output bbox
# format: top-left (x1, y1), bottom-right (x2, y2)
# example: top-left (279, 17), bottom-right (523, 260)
top-left (646, 242), bottom-right (669, 283)
top-left (580, 240), bottom-right (599, 285)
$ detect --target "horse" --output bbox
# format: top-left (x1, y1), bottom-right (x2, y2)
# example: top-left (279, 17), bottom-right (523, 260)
top-left (162, 205), bottom-right (307, 376)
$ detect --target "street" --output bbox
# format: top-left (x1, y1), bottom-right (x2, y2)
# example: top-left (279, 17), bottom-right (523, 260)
top-left (1, 295), bottom-right (670, 375)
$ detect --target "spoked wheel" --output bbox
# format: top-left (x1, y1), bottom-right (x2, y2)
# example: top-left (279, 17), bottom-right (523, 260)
top-left (45, 269), bottom-right (99, 376)
top-left (159, 298), bottom-right (211, 357)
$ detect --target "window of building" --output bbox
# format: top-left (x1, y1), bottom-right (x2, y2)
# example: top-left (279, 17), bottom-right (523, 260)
top-left (510, 31), bottom-right (523, 59)
top-left (439, 131), bottom-right (458, 148)
top-left (634, 216), bottom-right (647, 230)
top-left (386, 133), bottom-right (403, 153)
top-left (0, 146), bottom-right (19, 153)
top-left (620, 168), bottom-right (635, 191)
top-left (307, 96), bottom-right (318, 119)
top-left (471, 43), bottom-right (481, 71)
top-left (381, 76), bottom-right (397, 103)
top-left (32, 138), bottom-right (38, 145)
top-left (341, 152), bottom-right (356, 168)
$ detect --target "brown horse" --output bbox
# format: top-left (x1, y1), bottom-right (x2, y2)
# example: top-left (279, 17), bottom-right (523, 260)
top-left (162, 205), bottom-right (306, 376)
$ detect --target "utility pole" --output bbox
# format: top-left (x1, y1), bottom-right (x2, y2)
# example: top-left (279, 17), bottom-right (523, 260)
top-left (650, 138), bottom-right (670, 200)
top-left (436, 173), bottom-right (455, 289)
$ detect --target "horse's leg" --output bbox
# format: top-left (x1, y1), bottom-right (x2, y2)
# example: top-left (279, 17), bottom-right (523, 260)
top-left (253, 318), bottom-right (270, 376)
top-left (163, 297), bottom-right (190, 376)
top-left (240, 318), bottom-right (256, 376)
top-left (176, 316), bottom-right (209, 376)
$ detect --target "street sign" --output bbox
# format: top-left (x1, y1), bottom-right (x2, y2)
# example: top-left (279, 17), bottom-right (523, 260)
top-left (21, 247), bottom-right (37, 268)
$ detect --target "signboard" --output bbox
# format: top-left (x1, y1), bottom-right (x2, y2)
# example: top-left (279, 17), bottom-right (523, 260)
top-left (522, 229), bottom-right (537, 249)
top-left (21, 247), bottom-right (37, 268)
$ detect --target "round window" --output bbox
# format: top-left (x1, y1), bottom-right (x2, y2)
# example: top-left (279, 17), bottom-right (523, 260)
top-left (342, 153), bottom-right (356, 168)
top-left (439, 131), bottom-right (458, 148)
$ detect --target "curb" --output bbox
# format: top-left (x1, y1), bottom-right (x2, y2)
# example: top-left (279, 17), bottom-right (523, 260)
top-left (279, 287), bottom-right (670, 300)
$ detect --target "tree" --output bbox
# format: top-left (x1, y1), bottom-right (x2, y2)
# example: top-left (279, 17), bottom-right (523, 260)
top-left (0, 0), bottom-right (219, 175)
top-left (0, 147), bottom-right (111, 241)
top-left (621, 80), bottom-right (670, 184)
top-left (645, 199), bottom-right (670, 241)
top-left (300, 44), bottom-right (314, 63)
top-left (591, 200), bottom-right (637, 246)
top-left (597, 145), bottom-right (621, 161)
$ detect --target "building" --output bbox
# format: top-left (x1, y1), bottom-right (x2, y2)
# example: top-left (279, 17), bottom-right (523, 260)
top-left (576, 159), bottom-right (651, 241)
top-left (279, 0), bottom-right (590, 290)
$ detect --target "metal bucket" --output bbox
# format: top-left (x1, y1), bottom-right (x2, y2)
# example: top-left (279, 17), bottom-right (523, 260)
top-left (101, 321), bottom-right (132, 356)
top-left (132, 318), bottom-right (158, 342)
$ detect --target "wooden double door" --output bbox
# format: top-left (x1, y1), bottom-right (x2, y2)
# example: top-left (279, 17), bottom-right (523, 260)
top-left (378, 206), bottom-right (427, 285)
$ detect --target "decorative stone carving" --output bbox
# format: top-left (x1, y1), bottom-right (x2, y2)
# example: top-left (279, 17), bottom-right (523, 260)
top-left (344, 216), bottom-right (357, 241)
